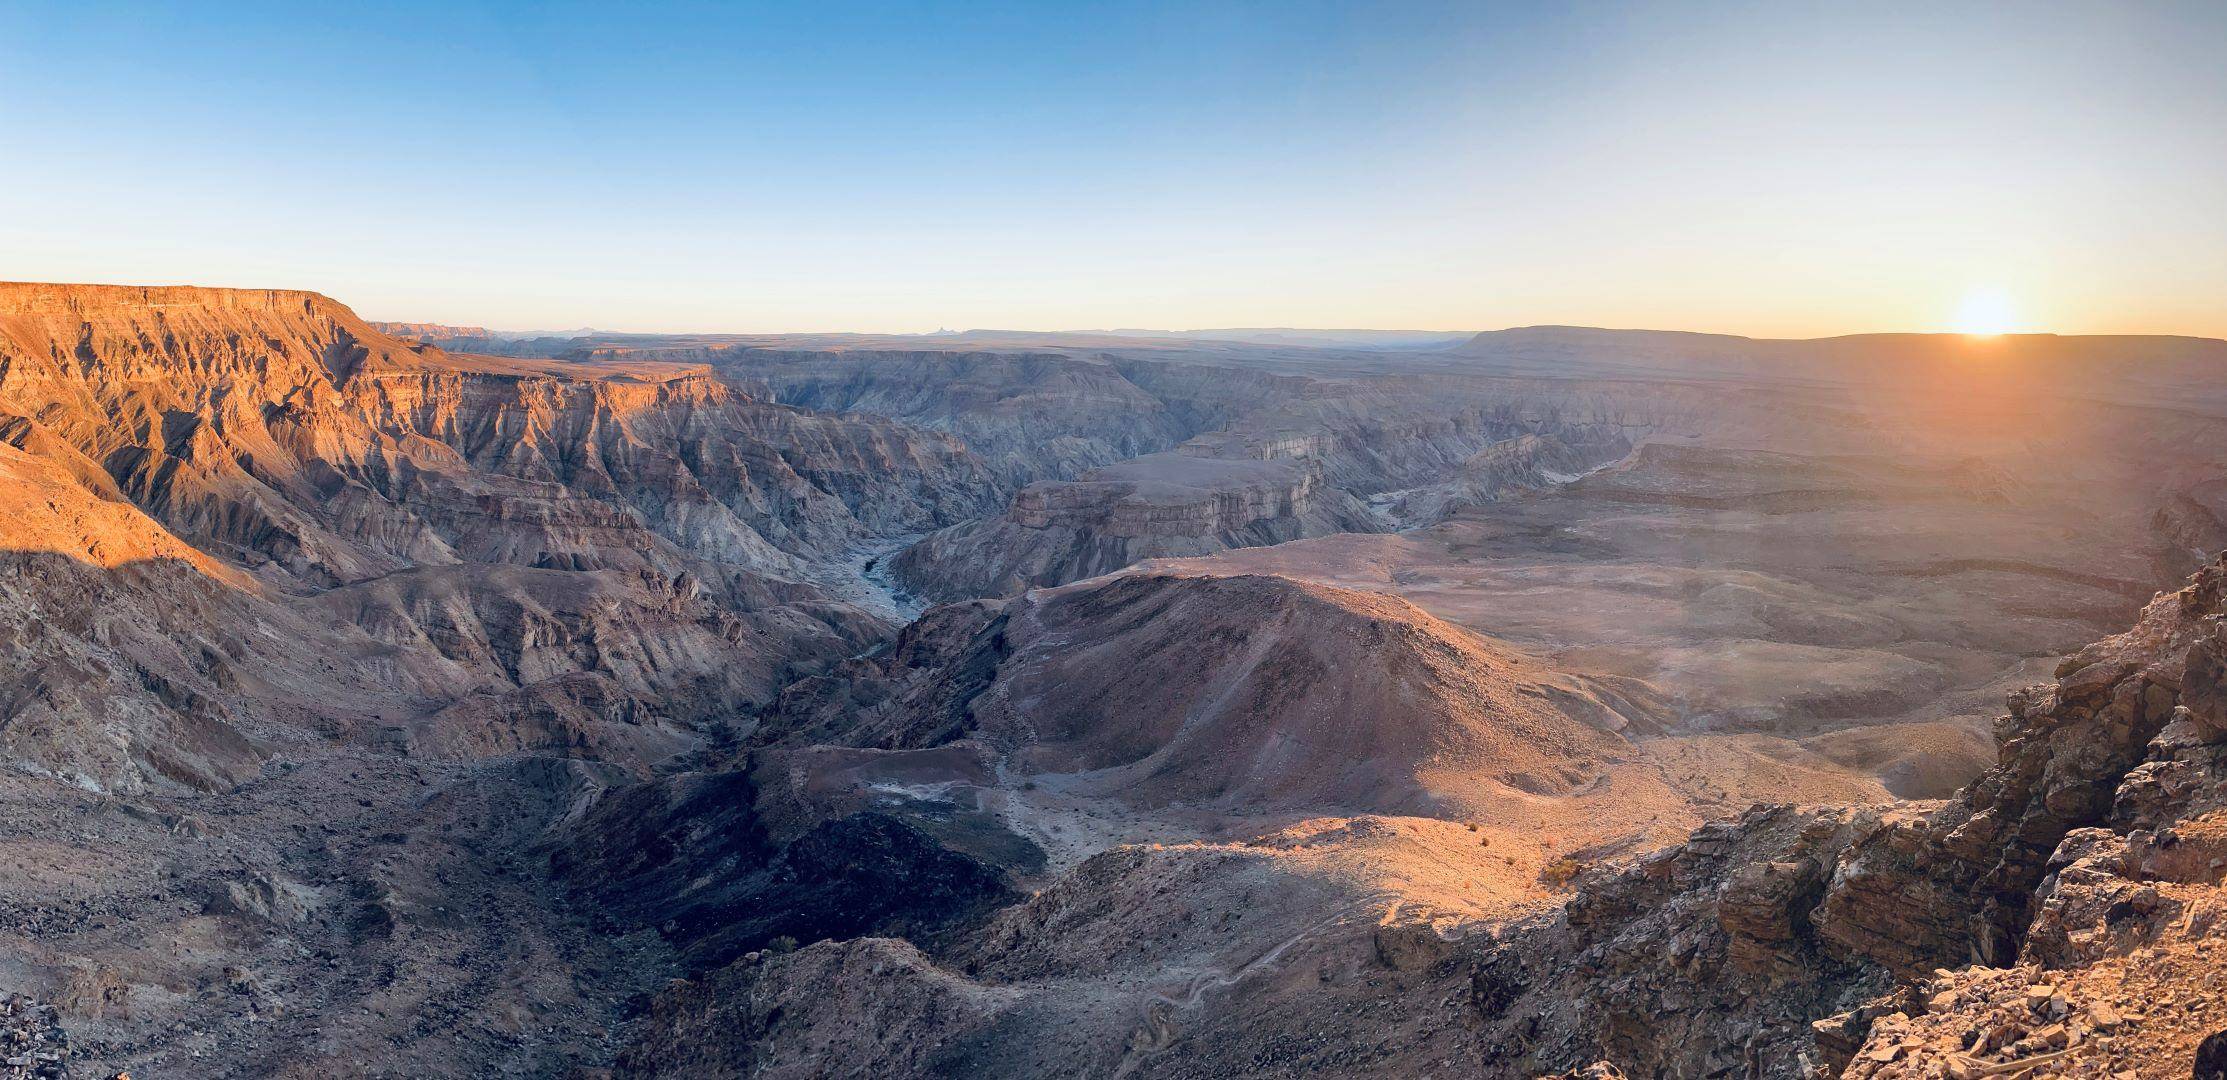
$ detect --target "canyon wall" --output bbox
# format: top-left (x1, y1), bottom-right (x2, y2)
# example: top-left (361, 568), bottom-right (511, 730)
top-left (0, 285), bottom-right (999, 793)
top-left (887, 451), bottom-right (1381, 601)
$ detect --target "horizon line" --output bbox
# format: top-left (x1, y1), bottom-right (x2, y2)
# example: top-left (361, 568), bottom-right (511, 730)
top-left (7, 278), bottom-right (2224, 346)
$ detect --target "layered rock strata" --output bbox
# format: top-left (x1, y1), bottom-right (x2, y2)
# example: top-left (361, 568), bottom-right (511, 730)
top-left (889, 452), bottom-right (1381, 601)
top-left (0, 283), bottom-right (994, 793)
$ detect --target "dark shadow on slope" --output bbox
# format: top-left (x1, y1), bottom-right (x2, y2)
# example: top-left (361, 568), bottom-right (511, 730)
top-left (549, 766), bottom-right (1023, 973)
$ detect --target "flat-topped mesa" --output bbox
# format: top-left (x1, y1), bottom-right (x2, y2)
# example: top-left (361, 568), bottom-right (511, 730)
top-left (0, 281), bottom-right (420, 394)
top-left (369, 320), bottom-right (496, 341)
top-left (0, 279), bottom-right (710, 394)
top-left (0, 282), bottom-right (998, 586)
top-left (0, 281), bottom-right (335, 316)
top-left (0, 281), bottom-right (716, 440)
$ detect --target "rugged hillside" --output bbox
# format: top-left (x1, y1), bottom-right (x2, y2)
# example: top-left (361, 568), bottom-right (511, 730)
top-left (552, 770), bottom-right (1022, 974)
top-left (0, 283), bottom-right (997, 793)
top-left (1472, 553), bottom-right (2227, 1079)
top-left (761, 570), bottom-right (1670, 817)
top-left (618, 554), bottom-right (2227, 1080)
top-left (0, 284), bottom-right (1029, 1077)
top-left (590, 570), bottom-right (1719, 1079)
top-left (0, 440), bottom-right (272, 791)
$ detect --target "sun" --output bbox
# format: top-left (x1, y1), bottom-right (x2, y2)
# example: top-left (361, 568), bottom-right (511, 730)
top-left (1950, 286), bottom-right (2023, 338)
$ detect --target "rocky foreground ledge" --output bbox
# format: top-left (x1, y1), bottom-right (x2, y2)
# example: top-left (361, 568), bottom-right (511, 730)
top-left (1506, 555), bottom-right (2227, 1078)
top-left (0, 997), bottom-right (66, 1080)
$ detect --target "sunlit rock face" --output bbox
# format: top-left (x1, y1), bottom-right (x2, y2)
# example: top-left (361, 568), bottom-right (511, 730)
top-left (0, 284), bottom-right (1002, 587)
top-left (0, 283), bottom-right (1002, 793)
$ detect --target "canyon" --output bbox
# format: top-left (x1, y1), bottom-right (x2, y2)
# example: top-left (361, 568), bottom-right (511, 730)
top-left (4, 284), bottom-right (2227, 1078)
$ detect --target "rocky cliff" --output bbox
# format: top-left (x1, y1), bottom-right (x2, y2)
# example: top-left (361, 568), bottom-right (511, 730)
top-left (0, 284), bottom-right (999, 588)
top-left (1482, 553), bottom-right (2227, 1078)
top-left (0, 283), bottom-right (996, 793)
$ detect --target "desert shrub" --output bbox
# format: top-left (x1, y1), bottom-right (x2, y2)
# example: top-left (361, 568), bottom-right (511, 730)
top-left (1540, 857), bottom-right (1585, 888)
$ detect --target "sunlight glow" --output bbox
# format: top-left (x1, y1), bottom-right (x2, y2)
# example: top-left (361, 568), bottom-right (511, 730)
top-left (1951, 287), bottom-right (2024, 338)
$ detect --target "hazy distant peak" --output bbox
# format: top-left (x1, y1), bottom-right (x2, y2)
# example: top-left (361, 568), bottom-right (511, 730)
top-left (371, 321), bottom-right (601, 342)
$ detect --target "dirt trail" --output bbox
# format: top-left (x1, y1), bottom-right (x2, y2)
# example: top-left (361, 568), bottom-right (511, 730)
top-left (1111, 890), bottom-right (1402, 1076)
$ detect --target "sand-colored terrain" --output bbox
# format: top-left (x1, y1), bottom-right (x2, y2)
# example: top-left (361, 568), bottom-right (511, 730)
top-left (6, 285), bottom-right (2227, 1077)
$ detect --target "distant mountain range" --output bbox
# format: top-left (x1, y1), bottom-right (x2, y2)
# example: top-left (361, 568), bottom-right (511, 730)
top-left (371, 321), bottom-right (1473, 351)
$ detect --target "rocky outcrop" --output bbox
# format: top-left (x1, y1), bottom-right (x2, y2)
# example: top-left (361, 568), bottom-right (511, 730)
top-left (615, 936), bottom-right (1024, 1080)
top-left (1470, 804), bottom-right (1898, 1077)
top-left (0, 995), bottom-right (67, 1080)
top-left (1812, 559), bottom-right (2224, 976)
top-left (759, 598), bottom-right (1012, 753)
top-left (1472, 553), bottom-right (2227, 1078)
top-left (1824, 565), bottom-right (2227, 1078)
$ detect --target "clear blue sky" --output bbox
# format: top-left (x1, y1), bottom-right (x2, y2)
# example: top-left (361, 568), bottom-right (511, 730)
top-left (4, 1), bottom-right (2224, 336)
